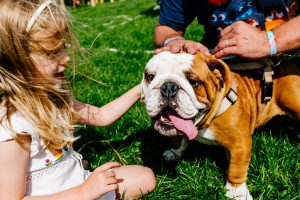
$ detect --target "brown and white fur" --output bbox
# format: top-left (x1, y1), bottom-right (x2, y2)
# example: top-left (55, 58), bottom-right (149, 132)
top-left (140, 51), bottom-right (300, 199)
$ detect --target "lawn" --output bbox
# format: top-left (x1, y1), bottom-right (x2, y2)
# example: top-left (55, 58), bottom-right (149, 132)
top-left (68, 0), bottom-right (300, 199)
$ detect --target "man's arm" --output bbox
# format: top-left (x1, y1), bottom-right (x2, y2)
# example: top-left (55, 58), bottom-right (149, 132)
top-left (154, 23), bottom-right (210, 55)
top-left (154, 0), bottom-right (210, 55)
top-left (274, 15), bottom-right (300, 53)
top-left (154, 23), bottom-right (184, 48)
top-left (213, 16), bottom-right (300, 59)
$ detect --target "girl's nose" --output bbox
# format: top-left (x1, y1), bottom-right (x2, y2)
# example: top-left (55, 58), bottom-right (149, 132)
top-left (60, 50), bottom-right (70, 65)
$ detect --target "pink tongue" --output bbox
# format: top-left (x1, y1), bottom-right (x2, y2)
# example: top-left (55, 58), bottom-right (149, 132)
top-left (167, 110), bottom-right (198, 140)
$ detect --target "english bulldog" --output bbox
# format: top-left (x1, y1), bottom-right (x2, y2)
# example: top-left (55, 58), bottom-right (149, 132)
top-left (140, 51), bottom-right (300, 199)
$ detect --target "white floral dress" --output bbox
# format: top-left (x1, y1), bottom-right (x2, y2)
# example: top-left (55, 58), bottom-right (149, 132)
top-left (0, 112), bottom-right (115, 199)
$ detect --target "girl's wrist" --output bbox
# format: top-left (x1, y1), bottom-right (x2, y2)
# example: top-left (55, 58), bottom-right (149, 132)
top-left (134, 84), bottom-right (141, 100)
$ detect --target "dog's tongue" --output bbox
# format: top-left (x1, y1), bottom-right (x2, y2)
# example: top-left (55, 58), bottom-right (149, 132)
top-left (167, 110), bottom-right (197, 140)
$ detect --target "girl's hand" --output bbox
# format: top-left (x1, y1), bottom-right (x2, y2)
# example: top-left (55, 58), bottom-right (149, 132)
top-left (80, 162), bottom-right (121, 199)
top-left (154, 39), bottom-right (211, 56)
top-left (213, 21), bottom-right (270, 59)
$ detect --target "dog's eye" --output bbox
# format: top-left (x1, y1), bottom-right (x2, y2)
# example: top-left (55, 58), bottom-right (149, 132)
top-left (189, 79), bottom-right (201, 88)
top-left (145, 72), bottom-right (155, 82)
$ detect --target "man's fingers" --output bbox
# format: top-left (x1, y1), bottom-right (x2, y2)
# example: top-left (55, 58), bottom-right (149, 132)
top-left (214, 46), bottom-right (239, 58)
top-left (213, 39), bottom-right (236, 54)
top-left (183, 43), bottom-right (211, 55)
top-left (155, 40), bottom-right (211, 56)
top-left (170, 45), bottom-right (183, 53)
top-left (219, 24), bottom-right (233, 38)
top-left (220, 21), bottom-right (246, 38)
top-left (154, 46), bottom-right (169, 54)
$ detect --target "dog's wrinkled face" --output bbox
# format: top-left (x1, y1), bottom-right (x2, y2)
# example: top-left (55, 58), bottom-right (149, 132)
top-left (141, 52), bottom-right (226, 140)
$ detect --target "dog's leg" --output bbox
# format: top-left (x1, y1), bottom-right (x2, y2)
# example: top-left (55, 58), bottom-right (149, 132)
top-left (225, 182), bottom-right (253, 200)
top-left (273, 62), bottom-right (300, 120)
top-left (163, 136), bottom-right (188, 161)
top-left (272, 64), bottom-right (300, 141)
top-left (225, 138), bottom-right (253, 200)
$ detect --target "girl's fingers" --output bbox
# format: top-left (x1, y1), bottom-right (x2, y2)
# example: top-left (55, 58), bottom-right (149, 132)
top-left (106, 176), bottom-right (118, 184)
top-left (104, 171), bottom-right (116, 177)
top-left (96, 162), bottom-right (121, 172)
top-left (106, 183), bottom-right (119, 192)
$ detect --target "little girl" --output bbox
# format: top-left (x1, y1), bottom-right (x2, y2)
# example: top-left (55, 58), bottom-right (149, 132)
top-left (0, 0), bottom-right (156, 199)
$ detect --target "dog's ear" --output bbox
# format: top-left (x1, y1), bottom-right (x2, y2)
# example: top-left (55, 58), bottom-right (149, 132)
top-left (206, 55), bottom-right (232, 93)
top-left (193, 53), bottom-right (233, 127)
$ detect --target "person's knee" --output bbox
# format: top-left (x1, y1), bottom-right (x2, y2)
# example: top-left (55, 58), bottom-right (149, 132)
top-left (114, 165), bottom-right (156, 198)
top-left (130, 165), bottom-right (156, 195)
top-left (141, 166), bottom-right (156, 193)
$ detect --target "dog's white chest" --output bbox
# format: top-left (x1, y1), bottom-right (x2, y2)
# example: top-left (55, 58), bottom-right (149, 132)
top-left (195, 128), bottom-right (217, 145)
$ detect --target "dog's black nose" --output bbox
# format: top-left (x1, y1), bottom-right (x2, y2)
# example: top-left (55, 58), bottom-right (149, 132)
top-left (160, 81), bottom-right (179, 98)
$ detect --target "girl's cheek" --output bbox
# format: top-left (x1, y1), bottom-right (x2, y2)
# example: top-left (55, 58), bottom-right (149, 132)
top-left (44, 62), bottom-right (59, 77)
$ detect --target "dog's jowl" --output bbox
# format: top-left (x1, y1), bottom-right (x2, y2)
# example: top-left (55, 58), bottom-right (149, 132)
top-left (140, 51), bottom-right (300, 200)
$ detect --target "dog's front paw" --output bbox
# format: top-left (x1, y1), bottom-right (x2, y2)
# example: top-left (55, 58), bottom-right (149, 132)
top-left (162, 149), bottom-right (182, 161)
top-left (225, 182), bottom-right (253, 200)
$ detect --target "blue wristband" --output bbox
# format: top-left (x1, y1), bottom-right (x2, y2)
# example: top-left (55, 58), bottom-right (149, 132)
top-left (163, 36), bottom-right (184, 47)
top-left (266, 31), bottom-right (277, 56)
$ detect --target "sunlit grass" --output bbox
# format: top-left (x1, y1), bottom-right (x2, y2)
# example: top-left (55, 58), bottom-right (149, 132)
top-left (69, 1), bottom-right (300, 199)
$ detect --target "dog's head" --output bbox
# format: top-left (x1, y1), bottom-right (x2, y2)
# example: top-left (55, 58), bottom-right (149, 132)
top-left (141, 52), bottom-right (231, 140)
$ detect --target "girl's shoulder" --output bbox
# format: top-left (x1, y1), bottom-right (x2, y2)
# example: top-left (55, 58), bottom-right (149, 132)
top-left (0, 110), bottom-right (35, 142)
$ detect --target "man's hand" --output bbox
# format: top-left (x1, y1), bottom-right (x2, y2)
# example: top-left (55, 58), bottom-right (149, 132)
top-left (154, 39), bottom-right (211, 55)
top-left (213, 21), bottom-right (270, 59)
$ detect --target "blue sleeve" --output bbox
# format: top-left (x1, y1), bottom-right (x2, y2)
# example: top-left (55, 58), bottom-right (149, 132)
top-left (159, 0), bottom-right (196, 31)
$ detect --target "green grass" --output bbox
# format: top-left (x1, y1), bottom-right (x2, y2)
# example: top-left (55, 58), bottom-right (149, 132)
top-left (67, 1), bottom-right (300, 199)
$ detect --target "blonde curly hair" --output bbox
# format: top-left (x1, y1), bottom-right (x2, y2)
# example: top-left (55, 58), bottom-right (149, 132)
top-left (0, 0), bottom-right (79, 150)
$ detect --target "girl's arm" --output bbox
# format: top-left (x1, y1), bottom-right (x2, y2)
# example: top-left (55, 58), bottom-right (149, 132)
top-left (0, 139), bottom-right (29, 199)
top-left (73, 84), bottom-right (141, 127)
top-left (0, 139), bottom-right (119, 200)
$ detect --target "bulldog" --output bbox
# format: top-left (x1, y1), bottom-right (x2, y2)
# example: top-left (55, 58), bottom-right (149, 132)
top-left (140, 51), bottom-right (300, 199)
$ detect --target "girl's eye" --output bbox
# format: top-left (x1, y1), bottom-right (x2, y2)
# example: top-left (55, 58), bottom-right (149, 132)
top-left (50, 45), bottom-right (66, 57)
top-left (45, 51), bottom-right (59, 58)
top-left (53, 51), bottom-right (61, 56)
top-left (145, 72), bottom-right (155, 82)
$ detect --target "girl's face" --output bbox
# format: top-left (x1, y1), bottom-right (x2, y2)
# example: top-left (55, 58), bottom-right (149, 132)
top-left (29, 45), bottom-right (70, 86)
